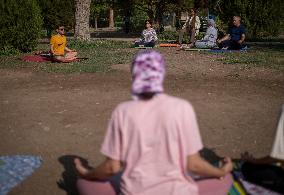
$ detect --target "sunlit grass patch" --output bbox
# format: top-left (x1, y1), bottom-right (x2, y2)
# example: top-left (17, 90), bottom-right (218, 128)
top-left (214, 45), bottom-right (284, 70)
top-left (0, 40), bottom-right (136, 73)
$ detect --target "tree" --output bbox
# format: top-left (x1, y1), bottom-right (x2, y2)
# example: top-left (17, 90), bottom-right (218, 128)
top-left (212, 0), bottom-right (284, 37)
top-left (0, 0), bottom-right (43, 52)
top-left (90, 0), bottom-right (108, 29)
top-left (74, 0), bottom-right (92, 40)
top-left (115, 0), bottom-right (195, 32)
top-left (37, 0), bottom-right (75, 37)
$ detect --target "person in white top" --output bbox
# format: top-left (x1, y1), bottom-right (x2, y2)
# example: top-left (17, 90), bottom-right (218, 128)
top-left (195, 19), bottom-right (218, 49)
top-left (178, 8), bottom-right (201, 45)
top-left (134, 20), bottom-right (158, 48)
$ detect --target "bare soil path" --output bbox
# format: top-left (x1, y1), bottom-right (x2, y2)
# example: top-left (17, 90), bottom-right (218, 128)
top-left (0, 47), bottom-right (283, 195)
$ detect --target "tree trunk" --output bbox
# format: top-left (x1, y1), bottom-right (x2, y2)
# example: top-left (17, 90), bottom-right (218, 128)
top-left (94, 16), bottom-right (98, 30)
top-left (109, 7), bottom-right (114, 28)
top-left (74, 0), bottom-right (91, 40)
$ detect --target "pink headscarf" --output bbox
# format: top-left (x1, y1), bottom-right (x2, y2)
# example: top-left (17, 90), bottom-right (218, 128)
top-left (131, 50), bottom-right (165, 99)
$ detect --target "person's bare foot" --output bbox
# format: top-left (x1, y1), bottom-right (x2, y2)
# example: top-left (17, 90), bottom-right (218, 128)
top-left (188, 43), bottom-right (194, 48)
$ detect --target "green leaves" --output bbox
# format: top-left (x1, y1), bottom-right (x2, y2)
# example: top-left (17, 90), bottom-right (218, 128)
top-left (0, 0), bottom-right (43, 52)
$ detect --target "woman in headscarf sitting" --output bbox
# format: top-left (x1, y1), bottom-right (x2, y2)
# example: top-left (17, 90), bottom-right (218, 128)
top-left (194, 19), bottom-right (218, 49)
top-left (74, 50), bottom-right (233, 195)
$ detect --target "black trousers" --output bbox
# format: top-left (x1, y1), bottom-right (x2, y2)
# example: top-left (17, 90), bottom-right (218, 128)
top-left (219, 40), bottom-right (243, 50)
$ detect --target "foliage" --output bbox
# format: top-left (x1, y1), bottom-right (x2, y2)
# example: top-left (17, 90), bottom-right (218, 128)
top-left (90, 0), bottom-right (109, 28)
top-left (0, 0), bottom-right (43, 52)
top-left (158, 31), bottom-right (178, 41)
top-left (129, 9), bottom-right (149, 33)
top-left (37, 0), bottom-right (75, 36)
top-left (115, 0), bottom-right (195, 32)
top-left (210, 0), bottom-right (284, 38)
top-left (0, 46), bottom-right (20, 56)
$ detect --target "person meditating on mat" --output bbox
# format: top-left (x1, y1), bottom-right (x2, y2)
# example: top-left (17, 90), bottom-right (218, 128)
top-left (178, 8), bottom-right (200, 46)
top-left (50, 25), bottom-right (77, 62)
top-left (134, 20), bottom-right (158, 48)
top-left (240, 105), bottom-right (284, 194)
top-left (217, 16), bottom-right (246, 50)
top-left (195, 19), bottom-right (218, 49)
top-left (74, 49), bottom-right (233, 195)
top-left (242, 105), bottom-right (284, 164)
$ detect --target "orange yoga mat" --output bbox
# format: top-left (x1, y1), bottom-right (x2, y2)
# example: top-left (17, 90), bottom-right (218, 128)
top-left (159, 43), bottom-right (179, 47)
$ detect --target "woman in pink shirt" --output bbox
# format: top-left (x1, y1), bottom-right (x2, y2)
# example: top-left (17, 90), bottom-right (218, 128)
top-left (74, 50), bottom-right (233, 195)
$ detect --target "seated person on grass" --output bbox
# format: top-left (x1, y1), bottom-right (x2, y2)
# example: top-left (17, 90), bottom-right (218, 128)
top-left (241, 105), bottom-right (284, 194)
top-left (242, 105), bottom-right (284, 164)
top-left (178, 8), bottom-right (201, 47)
top-left (217, 16), bottom-right (246, 50)
top-left (50, 25), bottom-right (77, 62)
top-left (134, 20), bottom-right (158, 48)
top-left (194, 19), bottom-right (218, 49)
top-left (74, 50), bottom-right (233, 195)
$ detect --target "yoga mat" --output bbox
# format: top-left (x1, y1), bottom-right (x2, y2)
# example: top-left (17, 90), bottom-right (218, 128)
top-left (207, 49), bottom-right (249, 53)
top-left (134, 46), bottom-right (154, 49)
top-left (22, 55), bottom-right (51, 62)
top-left (22, 55), bottom-right (88, 63)
top-left (159, 43), bottom-right (178, 47)
top-left (240, 179), bottom-right (280, 195)
top-left (0, 155), bottom-right (42, 195)
top-left (54, 57), bottom-right (89, 63)
top-left (183, 48), bottom-right (211, 51)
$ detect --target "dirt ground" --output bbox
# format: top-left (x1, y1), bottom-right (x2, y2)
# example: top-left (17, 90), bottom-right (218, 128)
top-left (0, 47), bottom-right (284, 195)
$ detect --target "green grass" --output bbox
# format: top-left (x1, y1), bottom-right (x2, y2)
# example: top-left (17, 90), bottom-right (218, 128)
top-left (0, 40), bottom-right (136, 73)
top-left (1, 40), bottom-right (283, 73)
top-left (213, 45), bottom-right (284, 70)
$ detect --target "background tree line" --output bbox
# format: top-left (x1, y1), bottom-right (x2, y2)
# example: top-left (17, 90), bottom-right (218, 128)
top-left (0, 0), bottom-right (283, 52)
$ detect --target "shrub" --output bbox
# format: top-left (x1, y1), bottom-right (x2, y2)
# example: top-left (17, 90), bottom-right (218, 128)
top-left (0, 0), bottom-right (43, 53)
top-left (38, 0), bottom-right (75, 36)
top-left (158, 31), bottom-right (178, 41)
top-left (212, 0), bottom-right (284, 38)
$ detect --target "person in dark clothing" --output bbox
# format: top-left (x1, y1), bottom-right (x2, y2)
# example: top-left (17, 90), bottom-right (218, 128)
top-left (217, 16), bottom-right (246, 50)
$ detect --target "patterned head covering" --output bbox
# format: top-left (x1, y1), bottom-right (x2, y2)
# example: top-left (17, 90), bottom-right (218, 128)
top-left (131, 50), bottom-right (165, 99)
top-left (208, 19), bottom-right (216, 27)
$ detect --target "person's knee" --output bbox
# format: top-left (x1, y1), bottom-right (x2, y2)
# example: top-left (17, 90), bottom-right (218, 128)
top-left (53, 55), bottom-right (64, 62)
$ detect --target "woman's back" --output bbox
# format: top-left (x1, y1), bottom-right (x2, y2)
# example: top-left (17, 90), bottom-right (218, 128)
top-left (101, 93), bottom-right (203, 195)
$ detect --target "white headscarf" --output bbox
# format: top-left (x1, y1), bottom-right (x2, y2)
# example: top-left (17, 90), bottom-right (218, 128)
top-left (208, 19), bottom-right (216, 27)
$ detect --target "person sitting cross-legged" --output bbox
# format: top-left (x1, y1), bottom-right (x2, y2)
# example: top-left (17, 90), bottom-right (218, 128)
top-left (217, 16), bottom-right (246, 50)
top-left (73, 50), bottom-right (233, 195)
top-left (194, 19), bottom-right (218, 49)
top-left (178, 8), bottom-right (201, 46)
top-left (50, 25), bottom-right (77, 62)
top-left (134, 20), bottom-right (158, 48)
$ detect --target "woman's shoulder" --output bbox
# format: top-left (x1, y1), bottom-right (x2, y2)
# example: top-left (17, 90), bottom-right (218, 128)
top-left (113, 94), bottom-right (194, 111)
top-left (160, 94), bottom-right (194, 108)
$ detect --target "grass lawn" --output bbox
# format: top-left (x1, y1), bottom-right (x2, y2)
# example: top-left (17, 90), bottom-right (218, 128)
top-left (214, 44), bottom-right (284, 70)
top-left (0, 40), bottom-right (283, 73)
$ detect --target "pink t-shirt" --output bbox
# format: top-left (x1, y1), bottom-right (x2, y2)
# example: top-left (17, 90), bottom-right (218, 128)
top-left (101, 93), bottom-right (203, 195)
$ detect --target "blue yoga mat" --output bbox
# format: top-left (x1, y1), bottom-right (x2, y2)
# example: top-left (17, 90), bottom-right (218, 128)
top-left (207, 48), bottom-right (249, 53)
top-left (0, 155), bottom-right (42, 195)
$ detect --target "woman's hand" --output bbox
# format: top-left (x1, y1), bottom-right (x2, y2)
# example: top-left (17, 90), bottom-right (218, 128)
top-left (74, 158), bottom-right (90, 178)
top-left (220, 157), bottom-right (233, 175)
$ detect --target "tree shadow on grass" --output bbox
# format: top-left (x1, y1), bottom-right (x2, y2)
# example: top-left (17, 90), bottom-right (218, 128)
top-left (57, 155), bottom-right (89, 195)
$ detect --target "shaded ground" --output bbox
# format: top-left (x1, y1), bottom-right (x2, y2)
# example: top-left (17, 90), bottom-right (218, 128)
top-left (0, 47), bottom-right (284, 195)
